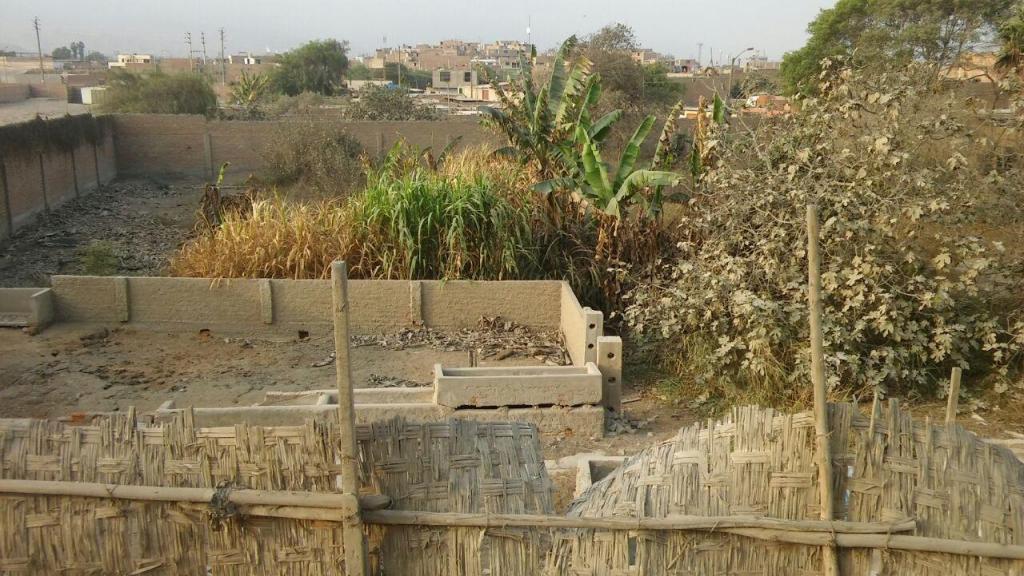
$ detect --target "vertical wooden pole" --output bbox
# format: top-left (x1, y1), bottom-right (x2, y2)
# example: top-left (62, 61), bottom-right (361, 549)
top-left (331, 261), bottom-right (367, 576)
top-left (806, 204), bottom-right (840, 576)
top-left (945, 367), bottom-right (962, 425)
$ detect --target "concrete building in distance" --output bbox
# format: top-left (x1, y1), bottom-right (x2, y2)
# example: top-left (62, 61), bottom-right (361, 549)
top-left (432, 69), bottom-right (477, 94)
top-left (108, 54), bottom-right (153, 69)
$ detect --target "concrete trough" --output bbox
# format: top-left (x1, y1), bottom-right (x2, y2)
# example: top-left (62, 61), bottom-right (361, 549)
top-left (433, 363), bottom-right (603, 408)
top-left (0, 287), bottom-right (54, 331)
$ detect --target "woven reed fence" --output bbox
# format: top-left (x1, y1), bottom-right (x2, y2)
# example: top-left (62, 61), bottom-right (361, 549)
top-left (550, 401), bottom-right (1024, 575)
top-left (0, 412), bottom-right (552, 575)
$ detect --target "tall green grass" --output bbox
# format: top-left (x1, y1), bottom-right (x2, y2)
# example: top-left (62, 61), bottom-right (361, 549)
top-left (350, 150), bottom-right (534, 279)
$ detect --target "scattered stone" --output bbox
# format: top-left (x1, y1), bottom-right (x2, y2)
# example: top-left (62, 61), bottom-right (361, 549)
top-left (364, 373), bottom-right (428, 388)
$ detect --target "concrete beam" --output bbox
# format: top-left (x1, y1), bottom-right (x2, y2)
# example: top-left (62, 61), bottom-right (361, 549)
top-left (433, 363), bottom-right (603, 408)
top-left (596, 336), bottom-right (623, 413)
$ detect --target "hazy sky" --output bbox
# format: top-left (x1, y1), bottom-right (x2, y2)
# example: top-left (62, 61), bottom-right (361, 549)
top-left (3, 0), bottom-right (836, 62)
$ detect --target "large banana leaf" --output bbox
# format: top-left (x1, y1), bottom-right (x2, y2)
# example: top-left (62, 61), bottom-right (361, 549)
top-left (578, 128), bottom-right (611, 199)
top-left (616, 170), bottom-right (681, 202)
top-left (612, 114), bottom-right (655, 191)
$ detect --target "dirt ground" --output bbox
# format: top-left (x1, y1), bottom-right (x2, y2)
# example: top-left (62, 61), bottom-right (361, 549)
top-left (0, 179), bottom-right (202, 287)
top-left (1, 174), bottom-right (1020, 507)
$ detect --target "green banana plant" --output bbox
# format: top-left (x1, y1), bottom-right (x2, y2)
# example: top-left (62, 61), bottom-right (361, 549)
top-left (537, 115), bottom-right (682, 218)
top-left (480, 36), bottom-right (621, 179)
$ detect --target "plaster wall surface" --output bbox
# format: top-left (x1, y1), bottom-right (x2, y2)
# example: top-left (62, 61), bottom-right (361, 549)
top-left (111, 115), bottom-right (497, 182)
top-left (51, 276), bottom-right (565, 334)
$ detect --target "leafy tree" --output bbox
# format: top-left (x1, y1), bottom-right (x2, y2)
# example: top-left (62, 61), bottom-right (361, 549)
top-left (272, 39), bottom-right (349, 96)
top-left (71, 41), bottom-right (85, 60)
top-left (730, 75), bottom-right (780, 99)
top-left (98, 70), bottom-right (217, 115)
top-left (52, 46), bottom-right (72, 60)
top-left (85, 51), bottom-right (108, 64)
top-left (581, 23), bottom-right (681, 107)
top-left (781, 0), bottom-right (1016, 94)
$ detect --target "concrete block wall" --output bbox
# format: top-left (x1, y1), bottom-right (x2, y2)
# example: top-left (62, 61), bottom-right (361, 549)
top-left (27, 83), bottom-right (68, 100)
top-left (49, 276), bottom-right (564, 335)
top-left (111, 115), bottom-right (498, 182)
top-left (0, 130), bottom-right (117, 239)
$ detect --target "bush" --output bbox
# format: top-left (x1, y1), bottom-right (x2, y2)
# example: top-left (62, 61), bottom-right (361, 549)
top-left (258, 122), bottom-right (365, 197)
top-left (79, 241), bottom-right (118, 275)
top-left (98, 70), bottom-right (217, 115)
top-left (349, 145), bottom-right (534, 279)
top-left (345, 86), bottom-right (438, 120)
top-left (626, 63), bottom-right (1024, 409)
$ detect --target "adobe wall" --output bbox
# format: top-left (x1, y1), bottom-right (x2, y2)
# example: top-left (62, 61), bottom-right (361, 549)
top-left (111, 115), bottom-right (498, 182)
top-left (0, 130), bottom-right (116, 238)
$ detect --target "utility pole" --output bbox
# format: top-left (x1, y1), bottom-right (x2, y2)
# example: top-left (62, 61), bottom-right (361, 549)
top-left (186, 32), bottom-right (194, 72)
top-left (33, 17), bottom-right (45, 83)
top-left (697, 42), bottom-right (703, 68)
top-left (201, 32), bottom-right (208, 65)
top-left (219, 28), bottom-right (226, 85)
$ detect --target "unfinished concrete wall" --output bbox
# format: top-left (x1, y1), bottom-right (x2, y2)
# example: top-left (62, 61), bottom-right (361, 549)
top-left (0, 84), bottom-right (31, 104)
top-left (111, 115), bottom-right (498, 182)
top-left (50, 276), bottom-right (564, 334)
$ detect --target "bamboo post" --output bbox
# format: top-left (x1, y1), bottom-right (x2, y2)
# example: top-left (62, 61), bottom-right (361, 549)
top-left (806, 204), bottom-right (840, 576)
top-left (331, 261), bottom-right (367, 576)
top-left (946, 367), bottom-right (962, 425)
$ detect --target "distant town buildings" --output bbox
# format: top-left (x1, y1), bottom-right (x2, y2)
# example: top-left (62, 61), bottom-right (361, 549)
top-left (363, 40), bottom-right (532, 72)
top-left (108, 54), bottom-right (153, 69)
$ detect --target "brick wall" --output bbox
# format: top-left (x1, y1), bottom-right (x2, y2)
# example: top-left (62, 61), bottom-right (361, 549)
top-left (112, 115), bottom-right (499, 182)
top-left (0, 129), bottom-right (116, 239)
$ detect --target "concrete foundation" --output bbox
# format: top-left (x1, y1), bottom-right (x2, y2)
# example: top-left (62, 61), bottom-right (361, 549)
top-left (433, 364), bottom-right (603, 408)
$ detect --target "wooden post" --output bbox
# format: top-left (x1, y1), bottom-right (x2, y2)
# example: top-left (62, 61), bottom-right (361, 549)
top-left (945, 367), bottom-right (962, 425)
top-left (331, 261), bottom-right (367, 576)
top-left (806, 204), bottom-right (840, 576)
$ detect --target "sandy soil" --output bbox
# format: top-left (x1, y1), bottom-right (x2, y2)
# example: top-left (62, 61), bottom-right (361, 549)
top-left (0, 324), bottom-right (553, 419)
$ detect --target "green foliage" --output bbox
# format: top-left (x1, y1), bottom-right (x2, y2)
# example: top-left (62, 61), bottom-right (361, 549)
top-left (628, 63), bottom-right (1024, 408)
top-left (0, 114), bottom-right (110, 156)
top-left (85, 51), bottom-right (107, 63)
top-left (272, 39), bottom-right (349, 96)
top-left (98, 70), bottom-right (217, 115)
top-left (350, 144), bottom-right (535, 279)
top-left (258, 121), bottom-right (365, 197)
top-left (230, 70), bottom-right (272, 118)
top-left (996, 4), bottom-right (1024, 73)
top-left (79, 241), bottom-right (118, 276)
top-left (482, 36), bottom-right (614, 178)
top-left (731, 75), bottom-right (779, 99)
top-left (52, 46), bottom-right (72, 60)
top-left (265, 92), bottom-right (328, 117)
top-left (780, 0), bottom-right (1016, 94)
top-left (581, 23), bottom-right (680, 108)
top-left (345, 86), bottom-right (437, 120)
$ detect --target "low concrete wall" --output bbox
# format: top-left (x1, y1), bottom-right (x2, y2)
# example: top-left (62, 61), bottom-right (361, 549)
top-left (560, 283), bottom-right (602, 367)
top-left (28, 83), bottom-right (68, 100)
top-left (0, 84), bottom-right (31, 104)
top-left (50, 276), bottom-right (564, 335)
top-left (111, 114), bottom-right (498, 182)
top-left (0, 128), bottom-right (116, 238)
